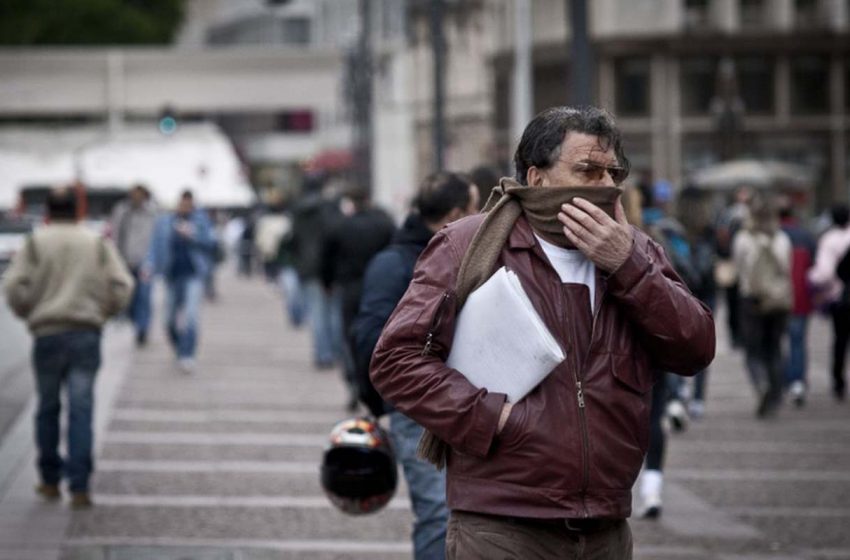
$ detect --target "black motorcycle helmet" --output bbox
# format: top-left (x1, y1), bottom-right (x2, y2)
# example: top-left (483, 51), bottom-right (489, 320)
top-left (320, 417), bottom-right (398, 515)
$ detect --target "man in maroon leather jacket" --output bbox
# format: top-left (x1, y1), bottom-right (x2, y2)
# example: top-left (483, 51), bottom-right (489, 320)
top-left (370, 106), bottom-right (715, 559)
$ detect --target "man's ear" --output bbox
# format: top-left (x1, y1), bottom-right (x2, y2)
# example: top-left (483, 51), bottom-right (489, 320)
top-left (527, 166), bottom-right (545, 187)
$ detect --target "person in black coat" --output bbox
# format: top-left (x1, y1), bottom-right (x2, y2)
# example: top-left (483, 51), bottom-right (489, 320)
top-left (321, 186), bottom-right (396, 410)
top-left (350, 172), bottom-right (479, 560)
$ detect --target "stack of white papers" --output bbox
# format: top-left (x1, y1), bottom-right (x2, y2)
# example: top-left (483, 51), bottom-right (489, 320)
top-left (446, 267), bottom-right (566, 403)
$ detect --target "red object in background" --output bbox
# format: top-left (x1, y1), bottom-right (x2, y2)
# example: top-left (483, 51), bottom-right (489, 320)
top-left (303, 149), bottom-right (354, 173)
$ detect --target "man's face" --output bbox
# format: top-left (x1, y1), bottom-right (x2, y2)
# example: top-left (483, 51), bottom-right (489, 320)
top-left (528, 132), bottom-right (622, 188)
top-left (130, 188), bottom-right (146, 207)
top-left (177, 197), bottom-right (193, 216)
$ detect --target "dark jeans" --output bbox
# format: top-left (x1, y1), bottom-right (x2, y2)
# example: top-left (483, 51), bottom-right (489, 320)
top-left (128, 266), bottom-right (152, 338)
top-left (740, 299), bottom-right (788, 412)
top-left (389, 412), bottom-right (448, 560)
top-left (830, 302), bottom-right (850, 396)
top-left (447, 511), bottom-right (632, 559)
top-left (645, 375), bottom-right (668, 472)
top-left (33, 330), bottom-right (101, 492)
top-left (785, 314), bottom-right (809, 387)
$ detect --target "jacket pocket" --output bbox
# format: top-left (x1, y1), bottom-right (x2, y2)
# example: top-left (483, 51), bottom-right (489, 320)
top-left (496, 398), bottom-right (527, 448)
top-left (610, 352), bottom-right (653, 395)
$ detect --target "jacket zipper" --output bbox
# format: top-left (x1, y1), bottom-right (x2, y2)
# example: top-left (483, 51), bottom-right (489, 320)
top-left (422, 291), bottom-right (453, 356)
top-left (555, 282), bottom-right (592, 519)
top-left (577, 284), bottom-right (606, 517)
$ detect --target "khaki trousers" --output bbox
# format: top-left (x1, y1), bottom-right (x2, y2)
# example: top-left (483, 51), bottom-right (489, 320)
top-left (446, 511), bottom-right (633, 560)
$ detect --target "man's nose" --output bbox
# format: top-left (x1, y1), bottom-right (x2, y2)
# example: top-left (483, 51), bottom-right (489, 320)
top-left (597, 169), bottom-right (616, 187)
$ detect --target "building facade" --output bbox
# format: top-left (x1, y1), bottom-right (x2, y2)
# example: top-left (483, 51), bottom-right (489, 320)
top-left (376, 0), bottom-right (850, 214)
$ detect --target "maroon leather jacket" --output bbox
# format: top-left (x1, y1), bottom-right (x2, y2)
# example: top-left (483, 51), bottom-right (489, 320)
top-left (371, 213), bottom-right (715, 520)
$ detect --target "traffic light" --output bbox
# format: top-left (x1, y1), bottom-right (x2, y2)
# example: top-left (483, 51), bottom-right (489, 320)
top-left (158, 106), bottom-right (178, 136)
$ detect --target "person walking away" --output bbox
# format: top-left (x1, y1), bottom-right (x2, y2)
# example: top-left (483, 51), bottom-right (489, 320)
top-left (146, 190), bottom-right (215, 374)
top-left (779, 202), bottom-right (816, 406)
top-left (715, 186), bottom-right (753, 349)
top-left (110, 184), bottom-right (157, 346)
top-left (371, 106), bottom-right (715, 559)
top-left (352, 172), bottom-right (479, 559)
top-left (807, 203), bottom-right (850, 401)
top-left (4, 187), bottom-right (133, 508)
top-left (254, 206), bottom-right (289, 283)
top-left (290, 176), bottom-right (344, 369)
top-left (321, 186), bottom-right (395, 411)
top-left (732, 195), bottom-right (792, 418)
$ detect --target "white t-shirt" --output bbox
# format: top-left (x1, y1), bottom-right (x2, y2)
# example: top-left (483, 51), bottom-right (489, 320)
top-left (534, 234), bottom-right (596, 312)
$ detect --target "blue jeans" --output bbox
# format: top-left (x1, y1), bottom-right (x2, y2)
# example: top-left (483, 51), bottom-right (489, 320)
top-left (33, 330), bottom-right (101, 492)
top-left (165, 275), bottom-right (204, 359)
top-left (389, 411), bottom-right (448, 560)
top-left (785, 314), bottom-right (808, 386)
top-left (278, 267), bottom-right (307, 328)
top-left (303, 279), bottom-right (342, 366)
top-left (129, 266), bottom-right (152, 337)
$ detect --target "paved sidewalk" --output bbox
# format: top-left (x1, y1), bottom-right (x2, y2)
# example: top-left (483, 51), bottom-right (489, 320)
top-left (0, 270), bottom-right (848, 559)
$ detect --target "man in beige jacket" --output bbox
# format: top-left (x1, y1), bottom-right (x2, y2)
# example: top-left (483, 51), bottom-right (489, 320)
top-left (3, 187), bottom-right (133, 508)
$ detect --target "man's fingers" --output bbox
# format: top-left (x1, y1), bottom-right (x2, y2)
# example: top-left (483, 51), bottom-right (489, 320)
top-left (561, 220), bottom-right (588, 251)
top-left (558, 211), bottom-right (593, 239)
top-left (570, 197), bottom-right (611, 225)
top-left (561, 203), bottom-right (600, 233)
top-left (614, 196), bottom-right (629, 226)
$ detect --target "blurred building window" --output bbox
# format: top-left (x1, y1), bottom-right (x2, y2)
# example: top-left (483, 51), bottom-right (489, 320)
top-left (740, 0), bottom-right (767, 29)
top-left (794, 0), bottom-right (828, 28)
top-left (790, 55), bottom-right (830, 114)
top-left (681, 56), bottom-right (718, 115)
top-left (207, 15), bottom-right (310, 46)
top-left (683, 0), bottom-right (711, 30)
top-left (277, 110), bottom-right (314, 133)
top-left (614, 57), bottom-right (651, 116)
top-left (736, 56), bottom-right (775, 114)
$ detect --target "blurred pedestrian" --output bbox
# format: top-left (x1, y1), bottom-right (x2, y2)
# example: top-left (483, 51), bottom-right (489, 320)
top-left (147, 190), bottom-right (216, 373)
top-left (255, 207), bottom-right (289, 283)
top-left (468, 164), bottom-right (500, 210)
top-left (290, 176), bottom-right (343, 369)
top-left (370, 106), bottom-right (715, 559)
top-left (732, 195), bottom-right (792, 418)
top-left (275, 216), bottom-right (306, 328)
top-left (352, 172), bottom-right (478, 559)
top-left (779, 202), bottom-right (816, 406)
top-left (3, 187), bottom-right (133, 508)
top-left (716, 186), bottom-right (753, 349)
top-left (237, 213), bottom-right (256, 277)
top-left (807, 203), bottom-right (850, 401)
top-left (110, 184), bottom-right (157, 346)
top-left (204, 209), bottom-right (226, 302)
top-left (321, 186), bottom-right (395, 410)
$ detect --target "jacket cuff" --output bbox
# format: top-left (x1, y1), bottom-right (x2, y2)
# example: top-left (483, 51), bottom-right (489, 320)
top-left (462, 391), bottom-right (507, 458)
top-left (606, 240), bottom-right (649, 294)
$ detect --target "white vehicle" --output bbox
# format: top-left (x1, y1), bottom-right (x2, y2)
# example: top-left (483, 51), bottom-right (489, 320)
top-left (0, 122), bottom-right (256, 212)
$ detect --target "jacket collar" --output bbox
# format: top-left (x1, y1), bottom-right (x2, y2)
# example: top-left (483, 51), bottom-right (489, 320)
top-left (507, 214), bottom-right (537, 250)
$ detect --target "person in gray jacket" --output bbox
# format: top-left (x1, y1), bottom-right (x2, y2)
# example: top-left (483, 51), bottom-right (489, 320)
top-left (4, 187), bottom-right (134, 509)
top-left (110, 184), bottom-right (157, 346)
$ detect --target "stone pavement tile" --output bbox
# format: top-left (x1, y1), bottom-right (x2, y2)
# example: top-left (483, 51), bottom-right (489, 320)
top-left (62, 543), bottom-right (411, 560)
top-left (66, 506), bottom-right (413, 541)
top-left (92, 471), bottom-right (341, 497)
top-left (99, 443), bottom-right (323, 463)
top-left (679, 479), bottom-right (850, 509)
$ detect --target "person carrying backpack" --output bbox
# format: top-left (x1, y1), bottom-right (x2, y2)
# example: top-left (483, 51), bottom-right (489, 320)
top-left (808, 203), bottom-right (850, 401)
top-left (732, 195), bottom-right (792, 418)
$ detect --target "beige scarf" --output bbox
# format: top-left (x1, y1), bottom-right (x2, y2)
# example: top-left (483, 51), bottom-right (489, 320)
top-left (418, 178), bottom-right (623, 467)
